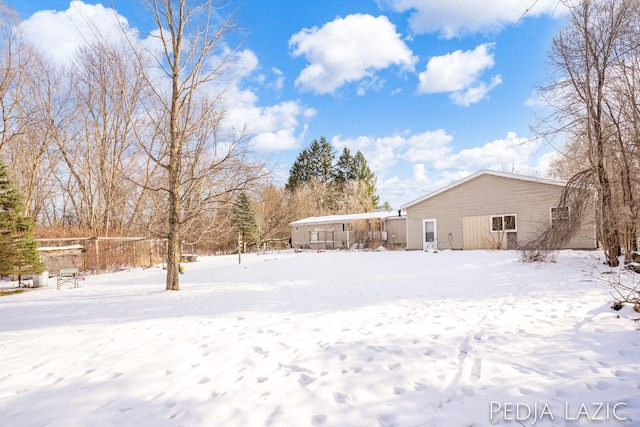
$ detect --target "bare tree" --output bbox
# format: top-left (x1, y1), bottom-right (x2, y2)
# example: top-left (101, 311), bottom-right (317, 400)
top-left (0, 3), bottom-right (31, 153)
top-left (48, 42), bottom-right (148, 235)
top-left (252, 183), bottom-right (295, 250)
top-left (130, 0), bottom-right (263, 290)
top-left (538, 0), bottom-right (640, 266)
top-left (0, 4), bottom-right (71, 227)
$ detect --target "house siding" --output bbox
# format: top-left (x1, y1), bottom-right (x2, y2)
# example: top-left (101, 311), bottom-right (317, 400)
top-left (405, 174), bottom-right (597, 251)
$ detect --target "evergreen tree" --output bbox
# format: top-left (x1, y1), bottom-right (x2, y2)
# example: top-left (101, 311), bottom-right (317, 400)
top-left (353, 151), bottom-right (379, 210)
top-left (307, 136), bottom-right (335, 183)
top-left (0, 160), bottom-right (43, 279)
top-left (286, 136), bottom-right (335, 191)
top-left (286, 137), bottom-right (381, 213)
top-left (231, 191), bottom-right (257, 252)
top-left (285, 150), bottom-right (310, 191)
top-left (335, 147), bottom-right (357, 185)
top-left (379, 201), bottom-right (392, 212)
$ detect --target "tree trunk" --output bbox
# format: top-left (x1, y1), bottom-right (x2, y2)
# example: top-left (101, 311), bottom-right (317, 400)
top-left (166, 45), bottom-right (183, 291)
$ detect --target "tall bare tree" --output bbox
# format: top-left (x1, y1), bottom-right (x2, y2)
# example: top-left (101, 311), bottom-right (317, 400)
top-left (0, 3), bottom-right (30, 153)
top-left (0, 4), bottom-right (66, 225)
top-left (48, 42), bottom-right (147, 235)
top-left (539, 0), bottom-right (640, 265)
top-left (132, 0), bottom-right (263, 290)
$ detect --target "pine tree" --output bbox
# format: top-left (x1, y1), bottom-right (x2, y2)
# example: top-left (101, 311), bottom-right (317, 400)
top-left (307, 136), bottom-right (335, 183)
top-left (285, 150), bottom-right (310, 191)
top-left (353, 151), bottom-right (379, 210)
top-left (286, 138), bottom-right (380, 214)
top-left (232, 191), bottom-right (257, 253)
top-left (379, 201), bottom-right (392, 212)
top-left (336, 148), bottom-right (379, 210)
top-left (285, 137), bottom-right (335, 191)
top-left (335, 147), bottom-right (357, 185)
top-left (0, 160), bottom-right (43, 279)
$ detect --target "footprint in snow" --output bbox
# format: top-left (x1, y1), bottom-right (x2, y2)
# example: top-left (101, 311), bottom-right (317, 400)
top-left (311, 414), bottom-right (327, 425)
top-left (298, 374), bottom-right (316, 386)
top-left (518, 387), bottom-right (534, 395)
top-left (376, 413), bottom-right (396, 427)
top-left (414, 382), bottom-right (429, 391)
top-left (585, 381), bottom-right (610, 391)
top-left (253, 346), bottom-right (269, 357)
top-left (333, 392), bottom-right (350, 404)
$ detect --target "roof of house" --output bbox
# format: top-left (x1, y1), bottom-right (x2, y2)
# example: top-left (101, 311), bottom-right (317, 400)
top-left (400, 169), bottom-right (569, 210)
top-left (289, 210), bottom-right (405, 227)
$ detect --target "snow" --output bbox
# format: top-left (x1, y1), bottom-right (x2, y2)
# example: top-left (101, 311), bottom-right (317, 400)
top-left (1, 250), bottom-right (639, 427)
top-left (37, 245), bottom-right (84, 252)
top-left (288, 210), bottom-right (402, 226)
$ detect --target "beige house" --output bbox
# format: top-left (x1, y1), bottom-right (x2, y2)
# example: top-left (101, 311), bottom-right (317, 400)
top-left (289, 211), bottom-right (407, 250)
top-left (401, 170), bottom-right (597, 251)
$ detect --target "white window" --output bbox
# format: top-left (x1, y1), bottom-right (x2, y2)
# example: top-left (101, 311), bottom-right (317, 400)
top-left (491, 214), bottom-right (517, 232)
top-left (311, 231), bottom-right (319, 242)
top-left (551, 206), bottom-right (570, 227)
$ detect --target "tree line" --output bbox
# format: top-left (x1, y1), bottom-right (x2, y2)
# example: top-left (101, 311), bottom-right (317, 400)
top-left (0, 0), bottom-right (269, 289)
top-left (0, 1), bottom-right (384, 288)
top-left (286, 136), bottom-right (383, 215)
top-left (540, 0), bottom-right (640, 266)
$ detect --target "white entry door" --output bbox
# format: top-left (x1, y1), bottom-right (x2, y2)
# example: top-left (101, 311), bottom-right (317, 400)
top-left (423, 219), bottom-right (437, 251)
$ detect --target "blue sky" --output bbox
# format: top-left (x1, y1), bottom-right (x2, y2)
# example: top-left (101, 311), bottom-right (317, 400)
top-left (12, 0), bottom-right (567, 209)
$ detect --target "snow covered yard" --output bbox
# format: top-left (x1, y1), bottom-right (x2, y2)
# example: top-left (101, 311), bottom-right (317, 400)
top-left (1, 250), bottom-right (639, 427)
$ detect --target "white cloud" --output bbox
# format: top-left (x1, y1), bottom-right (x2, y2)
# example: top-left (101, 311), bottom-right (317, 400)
top-left (225, 100), bottom-right (316, 152)
top-left (331, 133), bottom-right (408, 177)
top-left (250, 127), bottom-right (307, 152)
top-left (330, 129), bottom-right (544, 183)
top-left (289, 14), bottom-right (417, 95)
top-left (417, 43), bottom-right (501, 105)
top-left (419, 45), bottom-right (495, 93)
top-left (234, 49), bottom-right (260, 78)
top-left (21, 1), bottom-right (131, 64)
top-left (331, 129), bottom-right (552, 209)
top-left (432, 132), bottom-right (542, 173)
top-left (376, 0), bottom-right (565, 38)
top-left (20, 2), bottom-right (312, 156)
top-left (399, 130), bottom-right (454, 162)
top-left (450, 74), bottom-right (503, 106)
top-left (413, 164), bottom-right (428, 181)
top-left (271, 68), bottom-right (285, 91)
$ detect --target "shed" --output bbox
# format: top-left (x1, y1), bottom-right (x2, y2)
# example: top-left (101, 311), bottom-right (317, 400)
top-left (400, 170), bottom-right (597, 251)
